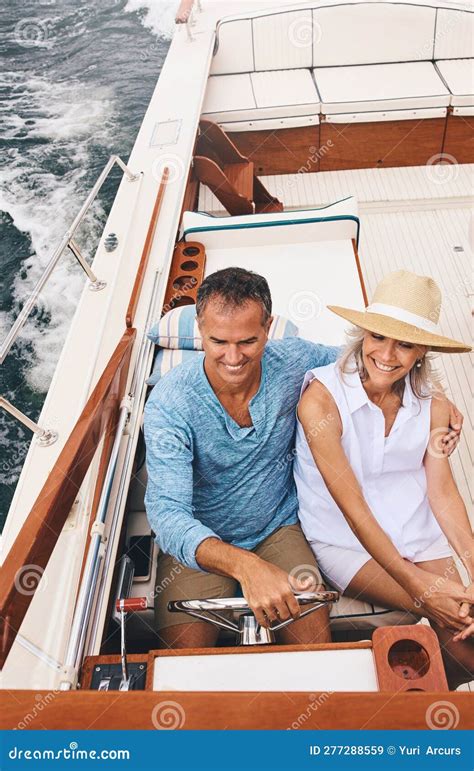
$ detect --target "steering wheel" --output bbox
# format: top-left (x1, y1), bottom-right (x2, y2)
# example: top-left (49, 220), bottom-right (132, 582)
top-left (168, 590), bottom-right (339, 645)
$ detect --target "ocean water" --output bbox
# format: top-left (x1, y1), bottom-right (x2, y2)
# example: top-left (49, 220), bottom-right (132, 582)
top-left (0, 0), bottom-right (177, 527)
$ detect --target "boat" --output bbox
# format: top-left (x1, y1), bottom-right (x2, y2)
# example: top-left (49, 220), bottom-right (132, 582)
top-left (1, 0), bottom-right (473, 730)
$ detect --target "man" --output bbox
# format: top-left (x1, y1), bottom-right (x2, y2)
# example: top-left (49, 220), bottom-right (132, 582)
top-left (144, 268), bottom-right (462, 649)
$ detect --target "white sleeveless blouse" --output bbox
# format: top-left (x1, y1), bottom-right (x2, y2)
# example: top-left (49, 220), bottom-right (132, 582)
top-left (294, 361), bottom-right (443, 558)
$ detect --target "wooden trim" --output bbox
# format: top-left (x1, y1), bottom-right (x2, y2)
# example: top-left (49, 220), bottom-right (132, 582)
top-left (1, 690), bottom-right (472, 730)
top-left (180, 166), bottom-right (199, 223)
top-left (352, 238), bottom-right (368, 307)
top-left (320, 118), bottom-right (446, 171)
top-left (229, 125), bottom-right (321, 176)
top-left (126, 169), bottom-right (168, 328)
top-left (193, 156), bottom-right (255, 216)
top-left (372, 625), bottom-right (448, 692)
top-left (198, 119), bottom-right (249, 165)
top-left (162, 241), bottom-right (206, 313)
top-left (441, 112), bottom-right (474, 164)
top-left (149, 641), bottom-right (372, 660)
top-left (0, 328), bottom-right (136, 668)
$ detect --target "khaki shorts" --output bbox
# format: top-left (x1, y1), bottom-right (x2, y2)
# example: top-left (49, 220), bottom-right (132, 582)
top-left (154, 523), bottom-right (323, 631)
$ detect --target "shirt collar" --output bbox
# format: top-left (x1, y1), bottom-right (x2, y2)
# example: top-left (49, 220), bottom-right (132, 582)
top-left (199, 355), bottom-right (267, 440)
top-left (340, 359), bottom-right (415, 416)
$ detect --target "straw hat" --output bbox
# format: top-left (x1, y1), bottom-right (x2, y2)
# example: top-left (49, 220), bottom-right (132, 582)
top-left (328, 270), bottom-right (471, 354)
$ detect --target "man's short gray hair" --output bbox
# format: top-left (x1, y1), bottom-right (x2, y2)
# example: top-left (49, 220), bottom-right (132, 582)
top-left (196, 267), bottom-right (272, 323)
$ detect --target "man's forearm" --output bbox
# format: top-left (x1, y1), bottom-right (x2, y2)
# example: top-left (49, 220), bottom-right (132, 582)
top-left (195, 537), bottom-right (260, 581)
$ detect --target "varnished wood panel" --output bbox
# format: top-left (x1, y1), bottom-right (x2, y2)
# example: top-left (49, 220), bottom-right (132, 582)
top-left (229, 125), bottom-right (321, 176)
top-left (162, 241), bottom-right (206, 313)
top-left (194, 155), bottom-right (255, 215)
top-left (320, 117), bottom-right (447, 171)
top-left (0, 328), bottom-right (136, 668)
top-left (180, 167), bottom-right (199, 222)
top-left (352, 239), bottom-right (368, 307)
top-left (442, 113), bottom-right (474, 164)
top-left (372, 625), bottom-right (448, 692)
top-left (1, 690), bottom-right (471, 730)
top-left (148, 641), bottom-right (372, 660)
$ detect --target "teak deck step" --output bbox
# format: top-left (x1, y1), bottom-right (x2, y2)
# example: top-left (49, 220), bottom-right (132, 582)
top-left (224, 160), bottom-right (254, 200)
top-left (195, 119), bottom-right (283, 216)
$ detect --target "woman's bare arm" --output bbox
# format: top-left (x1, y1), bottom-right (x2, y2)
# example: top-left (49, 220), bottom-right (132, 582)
top-left (298, 380), bottom-right (427, 597)
top-left (425, 396), bottom-right (474, 581)
top-left (298, 379), bottom-right (473, 631)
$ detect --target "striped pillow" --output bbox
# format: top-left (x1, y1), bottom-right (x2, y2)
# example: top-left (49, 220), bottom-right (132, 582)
top-left (148, 305), bottom-right (298, 350)
top-left (147, 349), bottom-right (203, 387)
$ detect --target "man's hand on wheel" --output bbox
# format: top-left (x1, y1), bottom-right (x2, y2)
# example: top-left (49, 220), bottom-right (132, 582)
top-left (236, 554), bottom-right (311, 628)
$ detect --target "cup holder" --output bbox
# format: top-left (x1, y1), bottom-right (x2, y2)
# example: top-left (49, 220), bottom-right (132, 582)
top-left (387, 639), bottom-right (430, 680)
top-left (182, 246), bottom-right (200, 257)
top-left (180, 260), bottom-right (199, 272)
top-left (173, 275), bottom-right (198, 291)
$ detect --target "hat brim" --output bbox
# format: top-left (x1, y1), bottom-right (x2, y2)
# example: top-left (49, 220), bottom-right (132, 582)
top-left (327, 306), bottom-right (472, 354)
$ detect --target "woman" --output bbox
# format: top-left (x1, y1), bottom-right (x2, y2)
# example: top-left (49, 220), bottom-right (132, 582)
top-left (294, 270), bottom-right (473, 689)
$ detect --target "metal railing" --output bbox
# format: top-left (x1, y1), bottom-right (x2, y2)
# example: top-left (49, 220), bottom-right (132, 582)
top-left (175, 0), bottom-right (202, 40)
top-left (60, 399), bottom-right (131, 690)
top-left (0, 155), bottom-right (140, 445)
top-left (60, 268), bottom-right (164, 687)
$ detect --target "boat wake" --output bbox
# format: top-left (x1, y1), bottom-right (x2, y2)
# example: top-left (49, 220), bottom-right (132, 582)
top-left (124, 0), bottom-right (178, 40)
top-left (0, 0), bottom-right (167, 522)
top-left (0, 71), bottom-right (115, 393)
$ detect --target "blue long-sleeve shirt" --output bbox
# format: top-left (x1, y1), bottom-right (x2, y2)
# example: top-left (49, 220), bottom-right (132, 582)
top-left (143, 337), bottom-right (339, 570)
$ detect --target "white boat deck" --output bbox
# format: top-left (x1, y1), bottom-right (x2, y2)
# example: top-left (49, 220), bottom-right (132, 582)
top-left (200, 165), bottom-right (473, 512)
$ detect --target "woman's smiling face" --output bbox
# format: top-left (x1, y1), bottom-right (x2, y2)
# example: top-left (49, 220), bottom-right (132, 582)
top-left (362, 330), bottom-right (427, 388)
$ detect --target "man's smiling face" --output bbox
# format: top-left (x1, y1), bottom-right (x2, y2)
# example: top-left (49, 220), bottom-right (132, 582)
top-left (198, 297), bottom-right (272, 389)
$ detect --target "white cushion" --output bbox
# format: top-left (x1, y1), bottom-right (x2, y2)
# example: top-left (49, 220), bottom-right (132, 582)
top-left (434, 8), bottom-right (474, 60)
top-left (202, 70), bottom-right (320, 123)
top-left (210, 19), bottom-right (254, 75)
top-left (202, 74), bottom-right (256, 121)
top-left (253, 10), bottom-right (313, 71)
top-left (312, 3), bottom-right (436, 67)
top-left (183, 197), bottom-right (359, 249)
top-left (436, 59), bottom-right (474, 108)
top-left (251, 69), bottom-right (320, 112)
top-left (314, 61), bottom-right (450, 115)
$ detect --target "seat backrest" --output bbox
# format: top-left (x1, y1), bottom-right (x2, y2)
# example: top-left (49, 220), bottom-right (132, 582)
top-left (211, 3), bottom-right (472, 74)
top-left (434, 7), bottom-right (474, 59)
top-left (182, 196), bottom-right (360, 249)
top-left (312, 3), bottom-right (436, 66)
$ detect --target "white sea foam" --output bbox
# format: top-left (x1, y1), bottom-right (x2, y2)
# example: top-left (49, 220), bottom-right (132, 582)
top-left (124, 0), bottom-right (178, 40)
top-left (1, 73), bottom-right (115, 392)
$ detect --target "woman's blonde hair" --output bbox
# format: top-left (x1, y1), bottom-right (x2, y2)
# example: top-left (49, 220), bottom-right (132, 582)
top-left (338, 326), bottom-right (442, 400)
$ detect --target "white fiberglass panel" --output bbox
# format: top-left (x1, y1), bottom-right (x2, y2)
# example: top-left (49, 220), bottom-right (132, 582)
top-left (153, 649), bottom-right (378, 692)
top-left (203, 239), bottom-right (364, 346)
